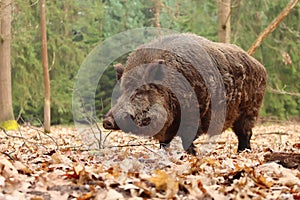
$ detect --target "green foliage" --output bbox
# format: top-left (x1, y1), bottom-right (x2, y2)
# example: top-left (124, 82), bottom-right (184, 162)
top-left (11, 1), bottom-right (42, 123)
top-left (166, 0), bottom-right (218, 39)
top-left (231, 0), bottom-right (300, 119)
top-left (102, 0), bottom-right (151, 37)
top-left (12, 0), bottom-right (103, 124)
top-left (10, 0), bottom-right (300, 124)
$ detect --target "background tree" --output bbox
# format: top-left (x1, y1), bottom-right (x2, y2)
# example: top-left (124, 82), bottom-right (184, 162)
top-left (11, 0), bottom-right (103, 124)
top-left (40, 0), bottom-right (50, 132)
top-left (217, 0), bottom-right (231, 43)
top-left (8, 0), bottom-right (300, 123)
top-left (0, 0), bottom-right (18, 130)
top-left (231, 0), bottom-right (300, 119)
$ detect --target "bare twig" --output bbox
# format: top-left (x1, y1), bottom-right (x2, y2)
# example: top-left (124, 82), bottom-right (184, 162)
top-left (109, 141), bottom-right (165, 157)
top-left (1, 152), bottom-right (15, 161)
top-left (93, 121), bottom-right (103, 148)
top-left (0, 126), bottom-right (25, 140)
top-left (141, 143), bottom-right (164, 157)
top-left (106, 143), bottom-right (158, 148)
top-left (35, 118), bottom-right (59, 150)
top-left (75, 89), bottom-right (103, 148)
top-left (31, 128), bottom-right (59, 150)
top-left (231, 0), bottom-right (241, 8)
top-left (247, 0), bottom-right (299, 55)
top-left (30, 0), bottom-right (39, 7)
top-left (102, 130), bottom-right (112, 148)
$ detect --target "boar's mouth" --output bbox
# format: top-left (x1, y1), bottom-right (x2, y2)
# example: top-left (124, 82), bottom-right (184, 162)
top-left (114, 108), bottom-right (167, 137)
top-left (140, 117), bottom-right (151, 126)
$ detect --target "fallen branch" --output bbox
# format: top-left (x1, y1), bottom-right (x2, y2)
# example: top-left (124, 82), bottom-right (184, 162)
top-left (0, 126), bottom-right (49, 150)
top-left (264, 152), bottom-right (300, 169)
top-left (268, 86), bottom-right (300, 97)
top-left (247, 0), bottom-right (299, 55)
top-left (107, 143), bottom-right (157, 148)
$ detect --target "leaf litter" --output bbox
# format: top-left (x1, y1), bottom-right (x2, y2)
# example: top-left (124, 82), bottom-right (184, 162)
top-left (0, 122), bottom-right (299, 199)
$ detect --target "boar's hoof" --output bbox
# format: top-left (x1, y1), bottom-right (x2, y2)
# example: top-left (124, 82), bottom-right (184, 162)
top-left (186, 144), bottom-right (197, 156)
top-left (237, 145), bottom-right (251, 153)
top-left (160, 142), bottom-right (171, 149)
top-left (237, 140), bottom-right (251, 153)
top-left (236, 131), bottom-right (252, 153)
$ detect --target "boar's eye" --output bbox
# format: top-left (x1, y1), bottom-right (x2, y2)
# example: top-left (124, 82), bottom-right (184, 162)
top-left (132, 92), bottom-right (143, 100)
top-left (141, 117), bottom-right (151, 126)
top-left (133, 89), bottom-right (147, 98)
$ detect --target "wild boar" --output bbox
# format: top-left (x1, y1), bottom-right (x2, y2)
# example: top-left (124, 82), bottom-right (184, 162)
top-left (103, 33), bottom-right (267, 155)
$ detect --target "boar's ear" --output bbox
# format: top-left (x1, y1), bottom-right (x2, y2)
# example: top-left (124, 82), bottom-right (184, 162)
top-left (113, 63), bottom-right (124, 81)
top-left (144, 59), bottom-right (165, 82)
top-left (154, 59), bottom-right (165, 65)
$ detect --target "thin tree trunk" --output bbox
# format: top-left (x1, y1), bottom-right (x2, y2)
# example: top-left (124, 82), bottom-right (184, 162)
top-left (218, 0), bottom-right (231, 43)
top-left (154, 0), bottom-right (162, 28)
top-left (40, 0), bottom-right (51, 133)
top-left (0, 0), bottom-right (15, 124)
top-left (248, 0), bottom-right (299, 55)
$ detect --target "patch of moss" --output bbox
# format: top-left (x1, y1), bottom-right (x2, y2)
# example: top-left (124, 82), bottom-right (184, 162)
top-left (0, 120), bottom-right (19, 131)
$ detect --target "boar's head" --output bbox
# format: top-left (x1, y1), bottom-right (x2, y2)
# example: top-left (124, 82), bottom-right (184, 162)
top-left (103, 60), bottom-right (180, 143)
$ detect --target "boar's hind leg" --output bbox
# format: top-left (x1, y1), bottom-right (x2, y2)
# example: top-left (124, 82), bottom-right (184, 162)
top-left (232, 116), bottom-right (254, 152)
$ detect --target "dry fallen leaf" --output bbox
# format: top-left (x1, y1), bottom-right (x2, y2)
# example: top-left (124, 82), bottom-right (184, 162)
top-left (293, 143), bottom-right (300, 149)
top-left (51, 151), bottom-right (73, 166)
top-left (256, 174), bottom-right (274, 188)
top-left (13, 160), bottom-right (32, 175)
top-left (148, 170), bottom-right (179, 198)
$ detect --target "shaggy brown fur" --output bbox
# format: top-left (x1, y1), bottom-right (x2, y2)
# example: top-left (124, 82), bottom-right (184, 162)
top-left (103, 33), bottom-right (267, 154)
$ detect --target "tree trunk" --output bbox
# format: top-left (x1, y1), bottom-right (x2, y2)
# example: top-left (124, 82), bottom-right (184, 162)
top-left (0, 0), bottom-right (16, 126)
top-left (40, 0), bottom-right (51, 133)
top-left (217, 0), bottom-right (231, 43)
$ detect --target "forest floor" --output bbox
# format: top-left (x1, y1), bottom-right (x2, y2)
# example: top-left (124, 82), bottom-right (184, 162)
top-left (0, 122), bottom-right (300, 199)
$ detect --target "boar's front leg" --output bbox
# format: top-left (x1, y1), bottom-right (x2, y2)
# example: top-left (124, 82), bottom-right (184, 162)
top-left (159, 138), bottom-right (197, 155)
top-left (185, 144), bottom-right (197, 155)
top-left (154, 129), bottom-right (177, 151)
top-left (179, 125), bottom-right (202, 156)
top-left (155, 133), bottom-right (175, 150)
top-left (233, 116), bottom-right (254, 152)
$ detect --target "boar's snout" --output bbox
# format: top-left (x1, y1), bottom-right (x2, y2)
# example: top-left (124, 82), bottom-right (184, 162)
top-left (103, 110), bottom-right (120, 130)
top-left (103, 117), bottom-right (118, 129)
top-left (103, 111), bottom-right (134, 131)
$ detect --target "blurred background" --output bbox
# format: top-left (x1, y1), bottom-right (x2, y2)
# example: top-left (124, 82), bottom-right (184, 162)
top-left (8, 0), bottom-right (300, 125)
